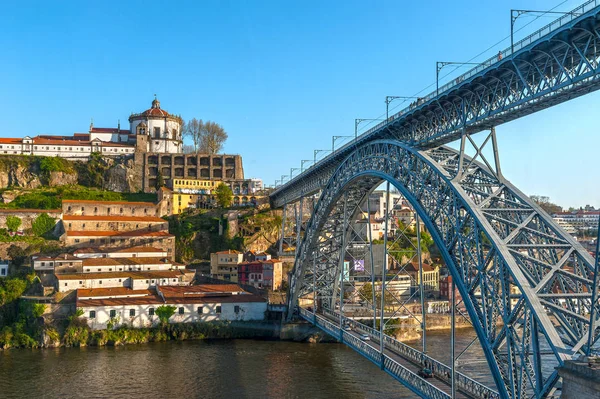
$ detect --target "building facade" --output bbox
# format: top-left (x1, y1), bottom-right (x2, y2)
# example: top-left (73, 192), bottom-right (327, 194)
top-left (210, 250), bottom-right (244, 282)
top-left (237, 259), bottom-right (283, 290)
top-left (77, 284), bottom-right (267, 330)
top-left (170, 177), bottom-right (266, 213)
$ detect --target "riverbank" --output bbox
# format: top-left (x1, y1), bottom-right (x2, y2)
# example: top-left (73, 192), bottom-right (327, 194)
top-left (0, 319), bottom-right (335, 350)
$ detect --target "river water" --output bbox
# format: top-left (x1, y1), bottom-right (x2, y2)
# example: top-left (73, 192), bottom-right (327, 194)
top-left (0, 329), bottom-right (495, 399)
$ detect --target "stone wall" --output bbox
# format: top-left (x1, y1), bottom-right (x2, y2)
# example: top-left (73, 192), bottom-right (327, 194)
top-left (143, 153), bottom-right (244, 192)
top-left (62, 200), bottom-right (159, 217)
top-left (0, 209), bottom-right (62, 230)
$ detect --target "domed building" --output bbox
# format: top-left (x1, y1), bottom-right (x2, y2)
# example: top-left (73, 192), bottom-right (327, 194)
top-left (129, 97), bottom-right (183, 154)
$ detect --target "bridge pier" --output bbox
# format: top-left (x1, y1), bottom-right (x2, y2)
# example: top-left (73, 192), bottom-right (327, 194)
top-left (557, 358), bottom-right (600, 398)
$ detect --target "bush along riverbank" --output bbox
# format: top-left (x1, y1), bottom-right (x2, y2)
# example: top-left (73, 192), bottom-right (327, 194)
top-left (1, 318), bottom-right (283, 350)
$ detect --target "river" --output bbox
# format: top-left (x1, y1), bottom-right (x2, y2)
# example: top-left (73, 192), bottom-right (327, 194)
top-left (0, 329), bottom-right (496, 399)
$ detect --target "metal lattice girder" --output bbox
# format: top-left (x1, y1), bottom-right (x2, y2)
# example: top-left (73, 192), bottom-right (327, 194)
top-left (270, 2), bottom-right (600, 207)
top-left (286, 140), bottom-right (599, 399)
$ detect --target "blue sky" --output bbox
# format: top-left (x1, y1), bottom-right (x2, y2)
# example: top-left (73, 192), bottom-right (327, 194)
top-left (1, 0), bottom-right (597, 208)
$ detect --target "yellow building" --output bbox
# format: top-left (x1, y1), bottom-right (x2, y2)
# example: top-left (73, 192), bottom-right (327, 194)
top-left (171, 178), bottom-right (266, 214)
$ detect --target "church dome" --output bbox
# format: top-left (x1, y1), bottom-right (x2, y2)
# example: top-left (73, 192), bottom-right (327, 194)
top-left (129, 96), bottom-right (182, 123)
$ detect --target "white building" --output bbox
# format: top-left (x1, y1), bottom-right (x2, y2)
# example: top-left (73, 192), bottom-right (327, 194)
top-left (77, 284), bottom-right (267, 330)
top-left (552, 211), bottom-right (599, 233)
top-left (0, 97), bottom-right (182, 159)
top-left (0, 261), bottom-right (8, 277)
top-left (129, 97), bottom-right (182, 154)
top-left (72, 246), bottom-right (169, 259)
top-left (56, 269), bottom-right (194, 292)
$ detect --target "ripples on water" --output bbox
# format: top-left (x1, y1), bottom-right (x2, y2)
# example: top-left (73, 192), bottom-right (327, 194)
top-left (0, 330), bottom-right (496, 399)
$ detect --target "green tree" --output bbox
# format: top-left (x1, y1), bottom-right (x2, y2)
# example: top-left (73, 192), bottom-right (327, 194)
top-left (6, 216), bottom-right (21, 232)
top-left (155, 305), bottom-right (176, 325)
top-left (156, 170), bottom-right (165, 190)
top-left (31, 213), bottom-right (56, 237)
top-left (215, 183), bottom-right (233, 208)
top-left (7, 245), bottom-right (26, 268)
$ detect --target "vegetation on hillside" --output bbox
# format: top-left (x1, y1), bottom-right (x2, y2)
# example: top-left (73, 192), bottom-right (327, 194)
top-left (168, 210), bottom-right (243, 262)
top-left (0, 186), bottom-right (157, 210)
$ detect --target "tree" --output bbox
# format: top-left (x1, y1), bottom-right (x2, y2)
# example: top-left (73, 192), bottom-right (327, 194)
top-left (215, 183), bottom-right (233, 208)
top-left (182, 144), bottom-right (195, 154)
top-left (199, 121), bottom-right (228, 154)
top-left (156, 170), bottom-right (165, 190)
top-left (155, 305), bottom-right (176, 325)
top-left (6, 216), bottom-right (21, 232)
top-left (31, 213), bottom-right (56, 237)
top-left (183, 118), bottom-right (203, 153)
top-left (531, 195), bottom-right (562, 215)
top-left (7, 245), bottom-right (26, 268)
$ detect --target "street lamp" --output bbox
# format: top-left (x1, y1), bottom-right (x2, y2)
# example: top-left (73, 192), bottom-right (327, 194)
top-left (511, 9), bottom-right (580, 55)
top-left (436, 61), bottom-right (478, 96)
top-left (332, 136), bottom-right (353, 153)
top-left (385, 96), bottom-right (418, 120)
top-left (355, 118), bottom-right (384, 139)
top-left (314, 149), bottom-right (330, 164)
top-left (300, 160), bottom-right (312, 172)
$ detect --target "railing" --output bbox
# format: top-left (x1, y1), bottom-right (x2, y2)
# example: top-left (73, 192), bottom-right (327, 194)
top-left (319, 308), bottom-right (499, 399)
top-left (273, 0), bottom-right (600, 194)
top-left (301, 310), bottom-right (449, 399)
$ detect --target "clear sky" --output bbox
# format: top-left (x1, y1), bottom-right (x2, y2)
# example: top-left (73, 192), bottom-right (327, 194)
top-left (1, 0), bottom-right (597, 209)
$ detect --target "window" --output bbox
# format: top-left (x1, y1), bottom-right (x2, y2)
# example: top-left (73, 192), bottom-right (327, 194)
top-left (197, 306), bottom-right (204, 314)
top-left (89, 311), bottom-right (96, 319)
top-left (178, 307), bottom-right (184, 315)
top-left (79, 281), bottom-right (82, 284)
top-left (99, 280), bottom-right (102, 284)
top-left (110, 309), bottom-right (116, 318)
top-left (216, 306), bottom-right (222, 314)
top-left (74, 239), bottom-right (80, 243)
top-left (149, 308), bottom-right (155, 316)
top-left (154, 127), bottom-right (161, 138)
top-left (234, 305), bottom-right (240, 314)
top-left (64, 283), bottom-right (68, 287)
top-left (130, 309), bottom-right (135, 317)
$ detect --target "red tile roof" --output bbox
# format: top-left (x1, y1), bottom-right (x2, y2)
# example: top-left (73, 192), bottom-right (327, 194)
top-left (81, 257), bottom-right (172, 267)
top-left (90, 127), bottom-right (131, 134)
top-left (63, 215), bottom-right (165, 222)
top-left (215, 250), bottom-right (242, 255)
top-left (57, 269), bottom-right (191, 280)
top-left (63, 199), bottom-right (156, 206)
top-left (158, 284), bottom-right (245, 298)
top-left (0, 138), bottom-right (23, 144)
top-left (77, 287), bottom-right (153, 298)
top-left (65, 230), bottom-right (173, 238)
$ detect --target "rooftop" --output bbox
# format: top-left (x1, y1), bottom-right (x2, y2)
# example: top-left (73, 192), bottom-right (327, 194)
top-left (63, 215), bottom-right (165, 222)
top-left (56, 269), bottom-right (192, 280)
top-left (63, 199), bottom-right (156, 206)
top-left (77, 287), bottom-right (153, 299)
top-left (65, 230), bottom-right (173, 238)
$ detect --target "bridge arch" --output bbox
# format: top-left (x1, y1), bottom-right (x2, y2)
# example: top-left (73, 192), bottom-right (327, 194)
top-left (288, 139), bottom-right (598, 398)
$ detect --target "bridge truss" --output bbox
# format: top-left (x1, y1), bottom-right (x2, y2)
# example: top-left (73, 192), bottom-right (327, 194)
top-left (270, 3), bottom-right (600, 399)
top-left (286, 140), bottom-right (599, 398)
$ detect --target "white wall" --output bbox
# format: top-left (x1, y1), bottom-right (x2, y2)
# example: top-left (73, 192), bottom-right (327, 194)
top-left (80, 301), bottom-right (267, 330)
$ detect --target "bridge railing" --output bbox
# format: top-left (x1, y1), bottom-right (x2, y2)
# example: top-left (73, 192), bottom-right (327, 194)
top-left (304, 310), bottom-right (450, 399)
top-left (320, 308), bottom-right (500, 399)
top-left (273, 0), bottom-right (600, 195)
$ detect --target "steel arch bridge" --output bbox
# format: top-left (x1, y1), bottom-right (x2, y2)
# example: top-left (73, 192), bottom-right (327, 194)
top-left (270, 2), bottom-right (600, 399)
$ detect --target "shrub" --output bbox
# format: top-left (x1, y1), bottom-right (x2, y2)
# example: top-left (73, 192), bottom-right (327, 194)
top-left (155, 305), bottom-right (176, 325)
top-left (215, 183), bottom-right (233, 208)
top-left (31, 213), bottom-right (56, 237)
top-left (6, 216), bottom-right (21, 232)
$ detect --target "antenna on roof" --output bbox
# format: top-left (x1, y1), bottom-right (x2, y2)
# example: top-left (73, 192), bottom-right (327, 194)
top-left (118, 119), bottom-right (120, 131)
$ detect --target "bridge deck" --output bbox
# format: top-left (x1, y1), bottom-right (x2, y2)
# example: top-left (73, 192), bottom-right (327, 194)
top-left (300, 308), bottom-right (499, 399)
